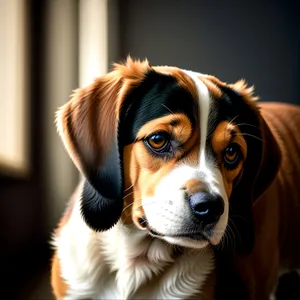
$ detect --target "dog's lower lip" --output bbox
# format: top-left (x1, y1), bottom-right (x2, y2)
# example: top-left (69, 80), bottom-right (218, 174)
top-left (150, 229), bottom-right (163, 236)
top-left (149, 229), bottom-right (207, 241)
top-left (180, 232), bottom-right (207, 240)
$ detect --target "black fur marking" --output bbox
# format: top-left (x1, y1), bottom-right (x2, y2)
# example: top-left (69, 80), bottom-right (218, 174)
top-left (119, 70), bottom-right (197, 145)
top-left (81, 180), bottom-right (123, 231)
top-left (88, 139), bottom-right (123, 200)
top-left (81, 138), bottom-right (124, 231)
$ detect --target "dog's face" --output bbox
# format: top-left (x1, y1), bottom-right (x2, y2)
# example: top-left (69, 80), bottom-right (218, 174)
top-left (120, 70), bottom-right (249, 249)
top-left (57, 58), bottom-right (281, 253)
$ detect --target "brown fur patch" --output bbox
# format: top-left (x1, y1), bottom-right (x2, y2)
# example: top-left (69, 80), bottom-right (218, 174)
top-left (135, 113), bottom-right (192, 143)
top-left (211, 121), bottom-right (247, 198)
top-left (153, 66), bottom-right (198, 100)
top-left (51, 252), bottom-right (68, 299)
top-left (197, 74), bottom-right (259, 106)
top-left (184, 179), bottom-right (207, 195)
top-left (198, 76), bottom-right (223, 99)
top-left (56, 57), bottom-right (152, 179)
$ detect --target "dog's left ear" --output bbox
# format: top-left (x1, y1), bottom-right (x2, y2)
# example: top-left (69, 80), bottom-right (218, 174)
top-left (251, 110), bottom-right (282, 200)
top-left (220, 82), bottom-right (282, 254)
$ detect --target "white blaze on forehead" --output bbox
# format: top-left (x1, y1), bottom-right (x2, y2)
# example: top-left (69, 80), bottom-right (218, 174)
top-left (182, 69), bottom-right (211, 171)
top-left (142, 69), bottom-right (228, 247)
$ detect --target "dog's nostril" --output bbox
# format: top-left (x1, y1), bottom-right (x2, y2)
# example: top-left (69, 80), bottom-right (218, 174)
top-left (189, 192), bottom-right (224, 225)
top-left (180, 185), bottom-right (188, 191)
top-left (192, 202), bottom-right (209, 216)
top-left (138, 217), bottom-right (148, 228)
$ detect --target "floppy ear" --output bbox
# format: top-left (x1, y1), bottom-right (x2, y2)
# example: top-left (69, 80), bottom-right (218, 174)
top-left (252, 111), bottom-right (282, 200)
top-left (220, 83), bottom-right (282, 254)
top-left (56, 71), bottom-right (124, 231)
top-left (56, 58), bottom-right (151, 231)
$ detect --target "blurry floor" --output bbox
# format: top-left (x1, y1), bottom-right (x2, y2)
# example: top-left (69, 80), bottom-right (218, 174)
top-left (276, 271), bottom-right (300, 300)
top-left (16, 265), bottom-right (53, 300)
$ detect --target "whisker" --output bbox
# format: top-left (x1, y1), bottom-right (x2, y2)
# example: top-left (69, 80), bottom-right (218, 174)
top-left (229, 214), bottom-right (250, 224)
top-left (233, 141), bottom-right (247, 154)
top-left (123, 191), bottom-right (134, 200)
top-left (188, 247), bottom-right (196, 256)
top-left (205, 130), bottom-right (214, 141)
top-left (122, 200), bottom-right (157, 213)
top-left (161, 103), bottom-right (177, 116)
top-left (124, 184), bottom-right (133, 192)
top-left (228, 115), bottom-right (240, 127)
top-left (234, 133), bottom-right (264, 142)
top-left (227, 217), bottom-right (242, 249)
top-left (225, 222), bottom-right (236, 251)
top-left (224, 115), bottom-right (239, 141)
top-left (122, 202), bottom-right (157, 225)
top-left (122, 198), bottom-right (142, 212)
top-left (235, 123), bottom-right (261, 131)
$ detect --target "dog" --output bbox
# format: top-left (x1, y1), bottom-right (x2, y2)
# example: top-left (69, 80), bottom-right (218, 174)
top-left (51, 57), bottom-right (300, 300)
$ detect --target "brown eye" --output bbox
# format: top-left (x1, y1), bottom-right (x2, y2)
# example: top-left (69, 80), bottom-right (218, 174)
top-left (146, 132), bottom-right (171, 153)
top-left (223, 143), bottom-right (242, 170)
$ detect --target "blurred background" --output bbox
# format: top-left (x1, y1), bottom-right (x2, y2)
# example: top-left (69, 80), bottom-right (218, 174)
top-left (0, 0), bottom-right (299, 299)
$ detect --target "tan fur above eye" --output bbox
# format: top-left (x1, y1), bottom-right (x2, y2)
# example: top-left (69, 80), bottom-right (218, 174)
top-left (212, 121), bottom-right (247, 161)
top-left (211, 121), bottom-right (247, 198)
top-left (136, 113), bottom-right (192, 143)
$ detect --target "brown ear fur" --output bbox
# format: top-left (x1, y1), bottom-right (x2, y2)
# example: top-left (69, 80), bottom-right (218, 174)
top-left (56, 57), bottom-right (151, 231)
top-left (252, 110), bottom-right (282, 201)
top-left (56, 71), bottom-right (122, 175)
top-left (228, 80), bottom-right (282, 202)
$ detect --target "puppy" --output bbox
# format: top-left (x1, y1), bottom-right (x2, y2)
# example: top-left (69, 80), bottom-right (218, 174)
top-left (51, 58), bottom-right (300, 300)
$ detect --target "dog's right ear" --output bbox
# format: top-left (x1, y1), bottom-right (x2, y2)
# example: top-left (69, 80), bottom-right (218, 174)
top-left (56, 71), bottom-right (124, 231)
top-left (56, 58), bottom-right (151, 231)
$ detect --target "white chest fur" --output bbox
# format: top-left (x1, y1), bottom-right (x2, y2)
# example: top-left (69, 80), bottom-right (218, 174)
top-left (53, 202), bottom-right (214, 300)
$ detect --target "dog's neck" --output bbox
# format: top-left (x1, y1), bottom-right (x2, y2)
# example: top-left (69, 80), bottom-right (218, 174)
top-left (100, 223), bottom-right (213, 299)
top-left (56, 201), bottom-right (214, 299)
top-left (100, 223), bottom-right (176, 298)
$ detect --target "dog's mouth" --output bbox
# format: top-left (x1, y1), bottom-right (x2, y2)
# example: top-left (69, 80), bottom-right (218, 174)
top-left (149, 229), bottom-right (208, 241)
top-left (137, 215), bottom-right (212, 243)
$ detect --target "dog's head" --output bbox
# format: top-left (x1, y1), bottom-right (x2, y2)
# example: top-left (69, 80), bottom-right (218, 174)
top-left (57, 58), bottom-right (281, 253)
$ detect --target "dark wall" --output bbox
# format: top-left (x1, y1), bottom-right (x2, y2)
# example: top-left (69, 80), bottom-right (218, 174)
top-left (119, 0), bottom-right (300, 104)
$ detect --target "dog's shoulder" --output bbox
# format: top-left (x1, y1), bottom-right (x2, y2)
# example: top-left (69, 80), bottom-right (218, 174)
top-left (50, 182), bottom-right (85, 299)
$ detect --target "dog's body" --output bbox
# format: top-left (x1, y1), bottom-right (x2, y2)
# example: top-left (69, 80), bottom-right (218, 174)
top-left (51, 59), bottom-right (300, 300)
top-left (234, 102), bottom-right (300, 299)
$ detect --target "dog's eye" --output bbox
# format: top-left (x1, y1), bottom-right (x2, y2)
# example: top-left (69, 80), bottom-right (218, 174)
top-left (146, 132), bottom-right (171, 153)
top-left (223, 143), bottom-right (242, 169)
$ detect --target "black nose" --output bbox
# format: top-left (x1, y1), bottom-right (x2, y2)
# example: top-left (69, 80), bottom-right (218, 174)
top-left (189, 192), bottom-right (224, 225)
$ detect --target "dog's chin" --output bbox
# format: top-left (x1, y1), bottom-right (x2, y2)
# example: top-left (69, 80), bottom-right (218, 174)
top-left (163, 236), bottom-right (210, 249)
top-left (148, 230), bottom-right (210, 249)
top-left (147, 228), bottom-right (225, 249)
